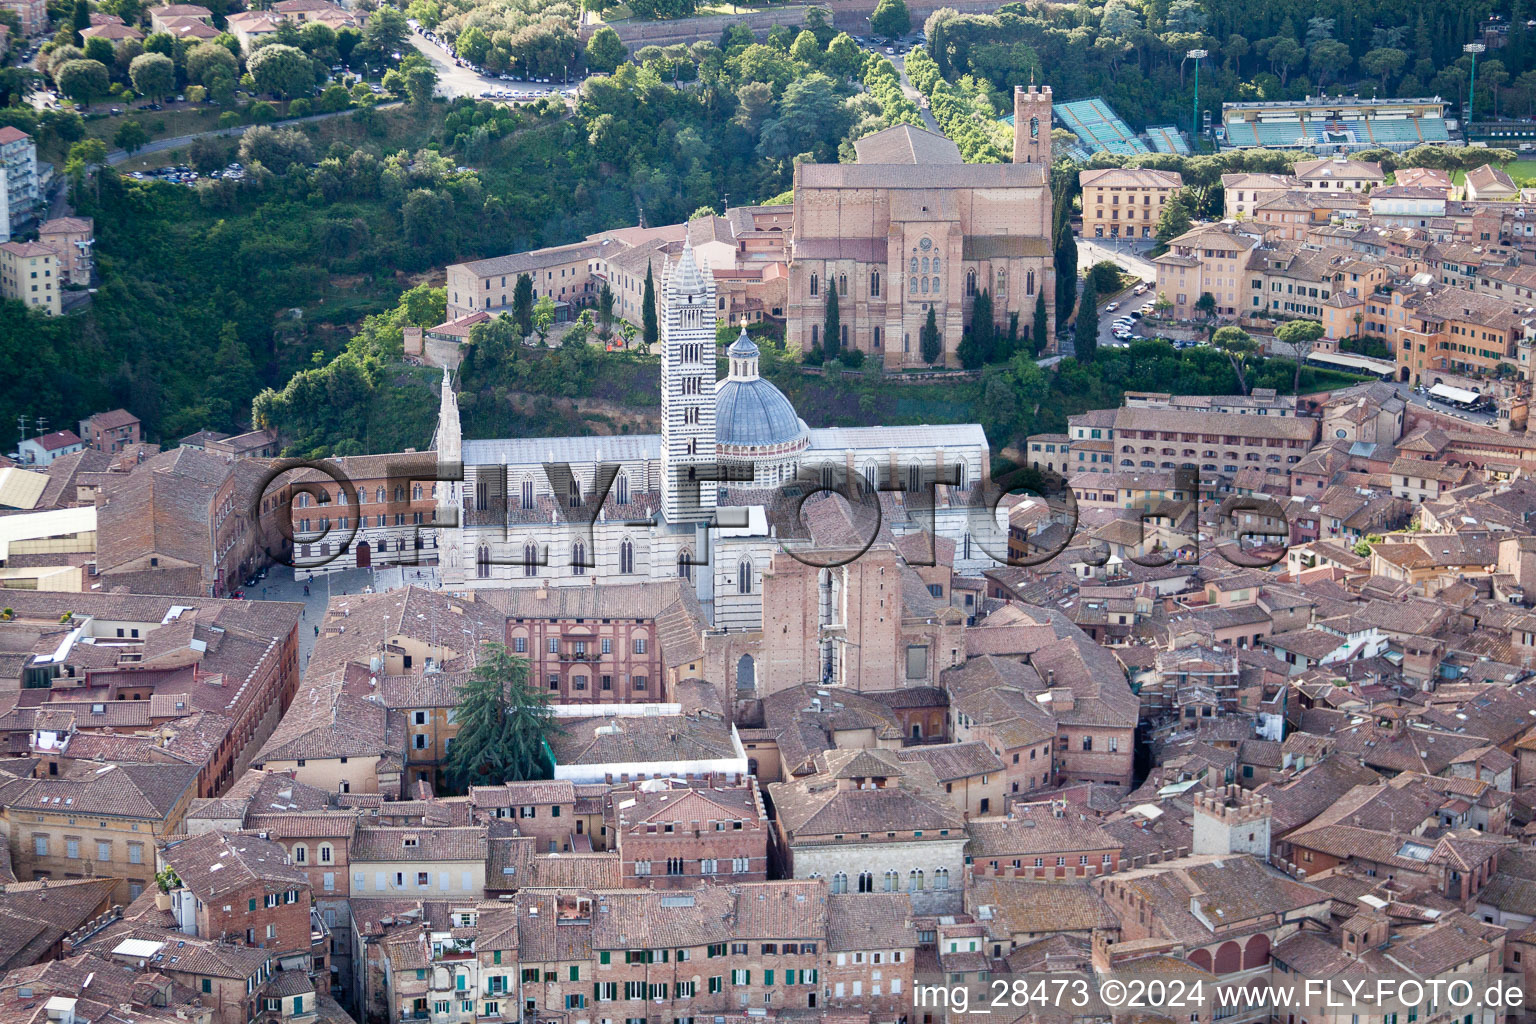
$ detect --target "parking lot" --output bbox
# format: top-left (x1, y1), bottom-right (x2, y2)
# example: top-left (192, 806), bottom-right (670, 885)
top-left (408, 23), bottom-right (583, 103)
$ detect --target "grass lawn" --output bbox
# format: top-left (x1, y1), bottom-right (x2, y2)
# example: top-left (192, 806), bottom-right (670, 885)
top-left (81, 104), bottom-right (228, 145)
top-left (1450, 158), bottom-right (1536, 185)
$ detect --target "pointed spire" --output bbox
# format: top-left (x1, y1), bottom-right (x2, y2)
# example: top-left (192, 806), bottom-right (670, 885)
top-left (436, 366), bottom-right (461, 466)
top-left (667, 235), bottom-right (709, 298)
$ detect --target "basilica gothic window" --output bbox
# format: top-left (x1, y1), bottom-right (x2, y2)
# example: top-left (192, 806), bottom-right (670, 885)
top-left (572, 541), bottom-right (586, 575)
top-left (616, 474), bottom-right (629, 506)
top-left (921, 278), bottom-right (929, 294)
top-left (921, 257), bottom-right (929, 273)
top-left (523, 543), bottom-right (538, 577)
top-left (809, 273), bottom-right (818, 296)
top-left (476, 546), bottom-right (490, 579)
top-left (738, 560), bottom-right (753, 595)
top-left (909, 276), bottom-right (918, 294)
top-left (677, 550), bottom-right (693, 581)
top-left (568, 479), bottom-right (581, 508)
top-left (966, 269), bottom-right (977, 296)
top-left (910, 257), bottom-right (919, 273)
top-left (522, 480), bottom-right (534, 510)
top-left (619, 539), bottom-right (635, 574)
top-left (870, 271), bottom-right (880, 297)
top-left (838, 274), bottom-right (847, 296)
top-left (1027, 269), bottom-right (1036, 295)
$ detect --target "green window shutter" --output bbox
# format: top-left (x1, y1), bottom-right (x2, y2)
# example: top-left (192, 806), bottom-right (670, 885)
top-left (202, 980), bottom-right (211, 994)
top-left (784, 969), bottom-right (795, 985)
top-left (248, 898), bottom-right (256, 912)
top-left (764, 970), bottom-right (774, 986)
top-left (569, 966), bottom-right (579, 982)
top-left (493, 951), bottom-right (501, 965)
top-left (599, 951), bottom-right (610, 965)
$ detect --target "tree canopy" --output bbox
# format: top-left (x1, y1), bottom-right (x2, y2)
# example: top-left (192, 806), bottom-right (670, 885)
top-left (442, 643), bottom-right (558, 792)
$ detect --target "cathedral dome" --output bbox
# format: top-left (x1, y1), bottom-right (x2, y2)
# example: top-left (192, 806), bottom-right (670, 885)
top-left (716, 377), bottom-right (806, 448)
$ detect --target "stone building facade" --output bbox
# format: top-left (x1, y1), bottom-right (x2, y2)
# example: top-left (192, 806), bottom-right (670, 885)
top-left (784, 87), bottom-right (1056, 367)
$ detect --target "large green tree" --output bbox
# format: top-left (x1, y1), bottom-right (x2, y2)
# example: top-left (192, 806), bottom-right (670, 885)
top-left (1273, 319), bottom-right (1324, 393)
top-left (870, 0), bottom-right (910, 38)
top-left (1074, 270), bottom-right (1097, 364)
top-left (442, 643), bottom-right (558, 792)
top-left (55, 59), bottom-right (110, 105)
top-left (920, 305), bottom-right (941, 365)
top-left (512, 273), bottom-right (534, 338)
top-left (1054, 232), bottom-right (1077, 337)
top-left (1212, 325), bottom-right (1259, 394)
top-left (823, 284), bottom-right (840, 358)
top-left (585, 26), bottom-right (627, 73)
top-left (248, 43), bottom-right (315, 99)
top-left (1032, 292), bottom-right (1048, 356)
top-left (642, 262), bottom-right (658, 347)
top-left (128, 52), bottom-right (175, 101)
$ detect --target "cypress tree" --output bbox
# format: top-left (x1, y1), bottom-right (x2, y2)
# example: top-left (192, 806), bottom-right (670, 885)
top-left (1054, 233), bottom-right (1078, 338)
top-left (642, 262), bottom-right (659, 347)
top-left (1033, 292), bottom-right (1049, 356)
top-left (823, 287), bottom-right (841, 358)
top-left (511, 273), bottom-right (534, 338)
top-left (920, 306), bottom-right (942, 365)
top-left (1075, 271), bottom-right (1098, 364)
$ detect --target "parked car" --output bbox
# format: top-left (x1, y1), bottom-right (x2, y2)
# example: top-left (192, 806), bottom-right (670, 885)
top-left (1104, 302), bottom-right (1119, 312)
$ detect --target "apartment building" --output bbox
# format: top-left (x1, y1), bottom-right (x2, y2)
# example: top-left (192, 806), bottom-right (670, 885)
top-left (0, 0), bottom-right (47, 36)
top-left (612, 780), bottom-right (770, 886)
top-left (79, 408), bottom-right (138, 453)
top-left (348, 827), bottom-right (487, 898)
top-left (160, 830), bottom-right (315, 953)
top-left (1221, 172), bottom-right (1298, 219)
top-left (0, 127), bottom-right (38, 237)
top-left (1152, 222), bottom-right (1260, 318)
top-left (0, 759), bottom-right (201, 903)
top-left (0, 590), bottom-right (303, 798)
top-left (1078, 167), bottom-right (1182, 240)
top-left (35, 217), bottom-right (92, 286)
top-left (499, 582), bottom-right (706, 704)
top-left (1103, 404), bottom-right (1319, 479)
top-left (0, 241), bottom-right (59, 315)
top-left (1394, 287), bottom-right (1528, 383)
top-left (1293, 157), bottom-right (1386, 192)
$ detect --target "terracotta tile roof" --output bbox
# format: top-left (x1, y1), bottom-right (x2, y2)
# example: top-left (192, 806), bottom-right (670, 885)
top-left (350, 826), bottom-right (487, 862)
top-left (162, 830), bottom-right (308, 899)
top-left (971, 878), bottom-right (1118, 937)
top-left (894, 741), bottom-right (1004, 781)
top-left (825, 893), bottom-right (916, 951)
top-left (5, 760), bottom-right (199, 819)
top-left (769, 748), bottom-right (965, 839)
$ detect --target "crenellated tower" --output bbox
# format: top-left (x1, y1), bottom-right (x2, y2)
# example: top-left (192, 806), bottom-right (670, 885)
top-left (1013, 84), bottom-right (1054, 166)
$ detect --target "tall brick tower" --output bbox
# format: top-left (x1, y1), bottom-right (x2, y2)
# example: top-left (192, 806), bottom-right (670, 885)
top-left (1013, 84), bottom-right (1053, 165)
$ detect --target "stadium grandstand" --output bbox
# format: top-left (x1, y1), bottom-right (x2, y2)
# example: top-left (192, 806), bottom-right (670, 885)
top-left (1221, 96), bottom-right (1453, 153)
top-left (1145, 125), bottom-right (1191, 154)
top-left (1054, 97), bottom-right (1150, 156)
top-left (1467, 121), bottom-right (1536, 149)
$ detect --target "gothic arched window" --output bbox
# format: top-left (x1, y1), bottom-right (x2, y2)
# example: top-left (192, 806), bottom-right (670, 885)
top-left (619, 539), bottom-right (635, 574)
top-left (616, 473), bottom-right (629, 506)
top-left (809, 273), bottom-right (818, 296)
top-left (523, 543), bottom-right (538, 577)
top-left (572, 541), bottom-right (586, 575)
top-left (476, 545), bottom-right (490, 579)
top-left (738, 560), bottom-right (752, 594)
top-left (677, 550), bottom-right (693, 581)
top-left (838, 274), bottom-right (847, 295)
top-left (910, 276), bottom-right (918, 294)
top-left (870, 271), bottom-right (881, 297)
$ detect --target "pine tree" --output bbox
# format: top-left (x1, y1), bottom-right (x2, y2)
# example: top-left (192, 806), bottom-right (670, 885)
top-left (920, 306), bottom-right (942, 365)
top-left (823, 287), bottom-right (841, 359)
top-left (1033, 292), bottom-right (1049, 356)
top-left (444, 643), bottom-right (559, 792)
top-left (511, 274), bottom-right (534, 338)
top-left (642, 262), bottom-right (659, 348)
top-left (1074, 271), bottom-right (1098, 364)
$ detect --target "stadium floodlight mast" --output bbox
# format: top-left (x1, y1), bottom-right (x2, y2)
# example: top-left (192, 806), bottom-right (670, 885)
top-left (1188, 49), bottom-right (1208, 148)
top-left (1465, 42), bottom-right (1486, 125)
